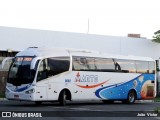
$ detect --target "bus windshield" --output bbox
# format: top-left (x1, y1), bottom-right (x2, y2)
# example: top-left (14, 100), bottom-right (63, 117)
top-left (7, 57), bottom-right (36, 86)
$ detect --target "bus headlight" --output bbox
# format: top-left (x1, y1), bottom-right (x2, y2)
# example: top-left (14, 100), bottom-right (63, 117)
top-left (25, 89), bottom-right (35, 94)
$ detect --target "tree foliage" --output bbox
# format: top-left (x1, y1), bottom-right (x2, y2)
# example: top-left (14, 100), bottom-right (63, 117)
top-left (152, 30), bottom-right (160, 43)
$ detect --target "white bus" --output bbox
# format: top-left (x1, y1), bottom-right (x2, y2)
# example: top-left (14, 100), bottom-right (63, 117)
top-left (4, 47), bottom-right (156, 105)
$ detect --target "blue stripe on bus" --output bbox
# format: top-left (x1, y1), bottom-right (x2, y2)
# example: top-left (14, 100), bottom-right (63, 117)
top-left (15, 84), bottom-right (31, 92)
top-left (95, 74), bottom-right (155, 100)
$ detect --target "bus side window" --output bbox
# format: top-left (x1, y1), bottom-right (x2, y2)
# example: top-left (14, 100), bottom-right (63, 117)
top-left (116, 59), bottom-right (136, 73)
top-left (37, 59), bottom-right (48, 82)
top-left (136, 61), bottom-right (149, 73)
top-left (149, 61), bottom-right (155, 74)
top-left (86, 58), bottom-right (96, 70)
top-left (47, 57), bottom-right (70, 76)
top-left (95, 58), bottom-right (115, 72)
top-left (72, 57), bottom-right (89, 71)
top-left (79, 58), bottom-right (89, 70)
top-left (72, 57), bottom-right (80, 70)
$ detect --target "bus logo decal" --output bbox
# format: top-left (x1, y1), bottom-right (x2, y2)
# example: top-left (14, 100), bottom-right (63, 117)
top-left (75, 72), bottom-right (98, 83)
top-left (75, 72), bottom-right (109, 89)
top-left (75, 72), bottom-right (81, 82)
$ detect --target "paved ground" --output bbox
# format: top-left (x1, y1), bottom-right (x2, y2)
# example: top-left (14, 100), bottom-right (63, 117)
top-left (0, 100), bottom-right (160, 120)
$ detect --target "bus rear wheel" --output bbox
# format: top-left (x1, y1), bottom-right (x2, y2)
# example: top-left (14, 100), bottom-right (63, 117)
top-left (127, 90), bottom-right (136, 104)
top-left (59, 91), bottom-right (67, 106)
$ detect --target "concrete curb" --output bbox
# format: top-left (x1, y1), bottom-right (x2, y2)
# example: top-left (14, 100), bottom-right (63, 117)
top-left (0, 98), bottom-right (7, 100)
top-left (0, 98), bottom-right (156, 102)
top-left (136, 100), bottom-right (154, 103)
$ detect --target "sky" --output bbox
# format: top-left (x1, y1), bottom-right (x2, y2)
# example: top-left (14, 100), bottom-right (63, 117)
top-left (0, 0), bottom-right (160, 39)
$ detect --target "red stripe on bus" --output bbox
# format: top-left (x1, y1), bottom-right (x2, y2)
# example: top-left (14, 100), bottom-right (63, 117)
top-left (75, 80), bottom-right (109, 89)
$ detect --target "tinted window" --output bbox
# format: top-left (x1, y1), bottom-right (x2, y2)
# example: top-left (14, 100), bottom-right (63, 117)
top-left (72, 57), bottom-right (115, 72)
top-left (136, 61), bottom-right (149, 73)
top-left (37, 59), bottom-right (48, 81)
top-left (86, 57), bottom-right (96, 70)
top-left (8, 57), bottom-right (35, 86)
top-left (72, 57), bottom-right (90, 70)
top-left (116, 59), bottom-right (136, 73)
top-left (47, 57), bottom-right (70, 76)
top-left (149, 62), bottom-right (155, 73)
top-left (37, 57), bottom-right (70, 81)
top-left (72, 56), bottom-right (154, 74)
top-left (95, 58), bottom-right (115, 71)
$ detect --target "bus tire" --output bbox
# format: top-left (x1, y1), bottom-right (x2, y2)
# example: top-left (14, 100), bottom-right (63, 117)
top-left (59, 90), bottom-right (67, 106)
top-left (127, 90), bottom-right (136, 104)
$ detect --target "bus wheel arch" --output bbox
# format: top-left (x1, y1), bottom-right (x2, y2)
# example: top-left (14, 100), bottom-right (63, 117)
top-left (58, 88), bottom-right (72, 106)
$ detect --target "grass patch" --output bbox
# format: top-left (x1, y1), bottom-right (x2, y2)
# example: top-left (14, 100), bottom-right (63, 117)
top-left (154, 97), bottom-right (160, 102)
top-left (0, 93), bottom-right (5, 98)
top-left (154, 107), bottom-right (160, 113)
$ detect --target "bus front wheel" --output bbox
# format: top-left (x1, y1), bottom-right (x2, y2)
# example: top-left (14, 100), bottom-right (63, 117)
top-left (59, 90), bottom-right (67, 106)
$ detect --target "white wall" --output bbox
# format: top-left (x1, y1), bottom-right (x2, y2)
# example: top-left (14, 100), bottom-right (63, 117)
top-left (0, 26), bottom-right (160, 60)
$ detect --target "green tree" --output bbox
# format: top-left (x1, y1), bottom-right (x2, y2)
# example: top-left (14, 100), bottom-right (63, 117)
top-left (152, 30), bottom-right (160, 43)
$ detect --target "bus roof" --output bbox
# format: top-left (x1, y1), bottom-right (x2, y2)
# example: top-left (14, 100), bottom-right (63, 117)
top-left (16, 47), bottom-right (69, 57)
top-left (16, 47), bottom-right (154, 61)
top-left (66, 48), bottom-right (154, 61)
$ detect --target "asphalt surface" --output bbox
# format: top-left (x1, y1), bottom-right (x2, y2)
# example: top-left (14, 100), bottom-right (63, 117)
top-left (0, 100), bottom-right (160, 120)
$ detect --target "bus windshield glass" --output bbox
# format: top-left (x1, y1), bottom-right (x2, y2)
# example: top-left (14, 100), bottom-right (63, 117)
top-left (7, 57), bottom-right (36, 86)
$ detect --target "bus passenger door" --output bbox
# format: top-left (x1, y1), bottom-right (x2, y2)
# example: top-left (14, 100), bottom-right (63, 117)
top-left (35, 59), bottom-right (48, 101)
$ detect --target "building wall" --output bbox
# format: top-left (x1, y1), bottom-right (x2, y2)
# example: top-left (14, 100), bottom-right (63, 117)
top-left (0, 51), bottom-right (18, 96)
top-left (1, 26), bottom-right (160, 60)
top-left (0, 26), bottom-right (160, 96)
top-left (0, 71), bottom-right (8, 96)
